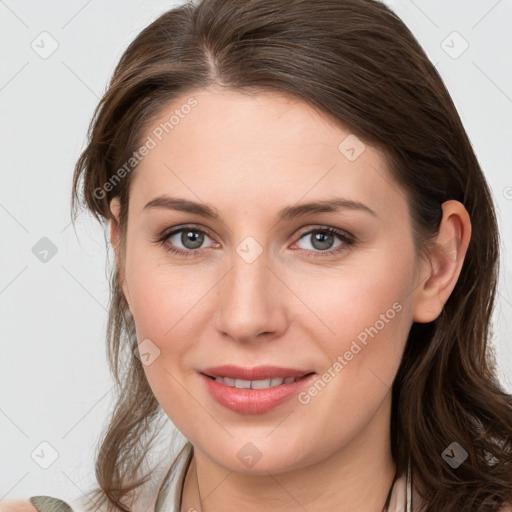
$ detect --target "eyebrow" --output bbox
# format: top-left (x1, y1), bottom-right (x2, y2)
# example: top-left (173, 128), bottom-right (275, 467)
top-left (143, 195), bottom-right (378, 220)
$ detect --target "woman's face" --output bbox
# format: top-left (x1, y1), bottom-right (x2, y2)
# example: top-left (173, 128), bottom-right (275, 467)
top-left (114, 86), bottom-right (427, 474)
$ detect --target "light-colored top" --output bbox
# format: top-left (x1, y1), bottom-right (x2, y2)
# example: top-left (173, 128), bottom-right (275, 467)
top-left (154, 442), bottom-right (194, 512)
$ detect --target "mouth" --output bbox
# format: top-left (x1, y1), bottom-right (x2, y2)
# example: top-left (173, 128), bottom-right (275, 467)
top-left (200, 364), bottom-right (315, 380)
top-left (199, 365), bottom-right (317, 414)
top-left (201, 373), bottom-right (315, 389)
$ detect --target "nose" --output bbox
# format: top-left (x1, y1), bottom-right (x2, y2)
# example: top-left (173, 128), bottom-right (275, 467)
top-left (214, 245), bottom-right (288, 344)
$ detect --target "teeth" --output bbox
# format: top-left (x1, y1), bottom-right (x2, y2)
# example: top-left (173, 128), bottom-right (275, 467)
top-left (251, 378), bottom-right (271, 389)
top-left (235, 378), bottom-right (251, 389)
top-left (213, 376), bottom-right (300, 389)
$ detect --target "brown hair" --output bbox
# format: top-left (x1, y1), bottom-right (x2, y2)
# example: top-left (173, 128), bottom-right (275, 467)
top-left (71, 0), bottom-right (512, 510)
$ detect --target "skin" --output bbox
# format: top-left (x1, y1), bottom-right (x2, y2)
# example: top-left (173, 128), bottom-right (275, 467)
top-left (108, 86), bottom-right (471, 512)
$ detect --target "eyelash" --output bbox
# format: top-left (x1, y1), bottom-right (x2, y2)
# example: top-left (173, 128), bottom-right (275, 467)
top-left (154, 224), bottom-right (355, 259)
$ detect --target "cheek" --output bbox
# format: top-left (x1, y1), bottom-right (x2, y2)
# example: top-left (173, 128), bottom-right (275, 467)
top-left (123, 248), bottom-right (210, 429)
top-left (291, 271), bottom-right (412, 449)
top-left (125, 244), bottom-right (209, 343)
top-left (296, 246), bottom-right (414, 350)
top-left (292, 242), bottom-right (415, 406)
top-left (123, 246), bottom-right (220, 407)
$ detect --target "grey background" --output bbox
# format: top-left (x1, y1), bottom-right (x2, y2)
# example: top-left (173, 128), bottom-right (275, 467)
top-left (1, 0), bottom-right (511, 508)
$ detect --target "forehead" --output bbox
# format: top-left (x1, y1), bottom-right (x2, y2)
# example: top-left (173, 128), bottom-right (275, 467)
top-left (128, 87), bottom-right (407, 221)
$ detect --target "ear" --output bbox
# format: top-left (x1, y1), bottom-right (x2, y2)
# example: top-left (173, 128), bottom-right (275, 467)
top-left (109, 197), bottom-right (132, 311)
top-left (412, 199), bottom-right (471, 323)
top-left (109, 197), bottom-right (122, 257)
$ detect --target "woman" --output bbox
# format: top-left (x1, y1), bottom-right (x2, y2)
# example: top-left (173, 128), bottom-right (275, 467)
top-left (5, 0), bottom-right (512, 511)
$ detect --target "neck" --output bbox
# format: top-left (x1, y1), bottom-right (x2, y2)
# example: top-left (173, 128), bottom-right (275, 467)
top-left (180, 393), bottom-right (396, 512)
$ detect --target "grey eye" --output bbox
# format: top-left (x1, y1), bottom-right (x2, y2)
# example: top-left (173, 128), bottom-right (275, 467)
top-left (169, 229), bottom-right (211, 250)
top-left (296, 230), bottom-right (344, 251)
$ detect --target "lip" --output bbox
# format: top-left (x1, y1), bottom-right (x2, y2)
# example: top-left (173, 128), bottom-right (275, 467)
top-left (199, 365), bottom-right (316, 415)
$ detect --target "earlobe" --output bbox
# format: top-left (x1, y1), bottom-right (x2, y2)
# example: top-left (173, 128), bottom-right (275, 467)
top-left (412, 200), bottom-right (471, 323)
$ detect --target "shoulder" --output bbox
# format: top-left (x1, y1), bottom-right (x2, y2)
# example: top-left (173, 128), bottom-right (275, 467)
top-left (0, 498), bottom-right (74, 512)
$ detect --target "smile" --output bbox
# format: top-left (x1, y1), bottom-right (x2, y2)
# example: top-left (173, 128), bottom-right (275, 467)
top-left (209, 375), bottom-right (303, 389)
top-left (199, 366), bottom-right (316, 414)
